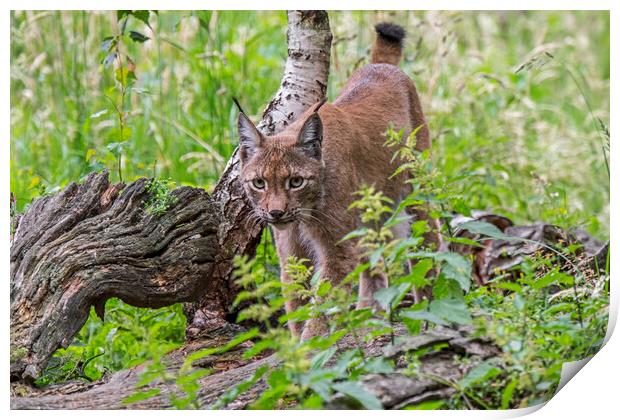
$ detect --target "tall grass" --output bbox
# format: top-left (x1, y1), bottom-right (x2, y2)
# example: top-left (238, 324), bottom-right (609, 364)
top-left (11, 10), bottom-right (609, 239)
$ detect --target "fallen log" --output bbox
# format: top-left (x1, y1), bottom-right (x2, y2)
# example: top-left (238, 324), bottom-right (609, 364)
top-left (11, 324), bottom-right (500, 409)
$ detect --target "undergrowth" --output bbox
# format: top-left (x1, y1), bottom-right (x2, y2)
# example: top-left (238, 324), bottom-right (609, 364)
top-left (122, 128), bottom-right (609, 410)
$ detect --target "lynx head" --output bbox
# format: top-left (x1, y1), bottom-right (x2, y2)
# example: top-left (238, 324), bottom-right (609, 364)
top-left (236, 101), bottom-right (326, 228)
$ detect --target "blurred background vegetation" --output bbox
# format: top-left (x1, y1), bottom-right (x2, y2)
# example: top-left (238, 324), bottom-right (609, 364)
top-left (10, 10), bottom-right (609, 384)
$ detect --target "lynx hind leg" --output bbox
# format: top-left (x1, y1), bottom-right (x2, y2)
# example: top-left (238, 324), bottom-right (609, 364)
top-left (273, 227), bottom-right (312, 337)
top-left (356, 208), bottom-right (409, 311)
top-left (406, 206), bottom-right (442, 304)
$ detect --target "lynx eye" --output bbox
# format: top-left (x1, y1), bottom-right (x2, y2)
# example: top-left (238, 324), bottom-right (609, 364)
top-left (288, 176), bottom-right (304, 189)
top-left (252, 178), bottom-right (266, 190)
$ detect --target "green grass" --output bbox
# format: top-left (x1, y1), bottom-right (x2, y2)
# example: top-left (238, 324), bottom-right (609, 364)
top-left (10, 11), bottom-right (609, 395)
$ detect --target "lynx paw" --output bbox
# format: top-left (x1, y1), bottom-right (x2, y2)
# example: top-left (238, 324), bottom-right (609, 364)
top-left (300, 318), bottom-right (328, 341)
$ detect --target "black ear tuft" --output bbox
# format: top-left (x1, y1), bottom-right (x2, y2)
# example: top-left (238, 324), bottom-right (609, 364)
top-left (297, 113), bottom-right (323, 160)
top-left (232, 97), bottom-right (246, 114)
top-left (237, 111), bottom-right (263, 162)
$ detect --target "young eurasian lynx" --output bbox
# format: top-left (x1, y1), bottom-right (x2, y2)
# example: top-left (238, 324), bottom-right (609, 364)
top-left (237, 23), bottom-right (438, 339)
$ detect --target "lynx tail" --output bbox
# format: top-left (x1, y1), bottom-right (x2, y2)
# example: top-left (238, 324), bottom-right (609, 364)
top-left (371, 22), bottom-right (406, 66)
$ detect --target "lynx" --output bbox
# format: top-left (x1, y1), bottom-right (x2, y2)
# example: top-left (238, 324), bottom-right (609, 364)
top-left (237, 23), bottom-right (439, 339)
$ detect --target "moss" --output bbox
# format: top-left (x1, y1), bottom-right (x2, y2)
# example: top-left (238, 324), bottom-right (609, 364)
top-left (144, 178), bottom-right (178, 215)
top-left (10, 346), bottom-right (28, 363)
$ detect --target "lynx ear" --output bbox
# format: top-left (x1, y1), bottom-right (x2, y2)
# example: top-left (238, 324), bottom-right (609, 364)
top-left (237, 111), bottom-right (263, 162)
top-left (297, 113), bottom-right (323, 160)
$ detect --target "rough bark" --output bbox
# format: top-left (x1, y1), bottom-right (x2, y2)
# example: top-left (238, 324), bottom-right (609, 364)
top-left (10, 173), bottom-right (222, 381)
top-left (10, 10), bottom-right (332, 383)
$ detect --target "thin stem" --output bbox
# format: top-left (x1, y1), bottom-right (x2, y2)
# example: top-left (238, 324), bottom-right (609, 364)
top-left (561, 63), bottom-right (610, 179)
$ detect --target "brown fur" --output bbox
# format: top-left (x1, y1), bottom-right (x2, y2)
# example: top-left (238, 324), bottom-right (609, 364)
top-left (238, 23), bottom-right (439, 339)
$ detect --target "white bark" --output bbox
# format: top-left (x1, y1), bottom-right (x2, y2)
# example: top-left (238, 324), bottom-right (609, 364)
top-left (257, 10), bottom-right (332, 135)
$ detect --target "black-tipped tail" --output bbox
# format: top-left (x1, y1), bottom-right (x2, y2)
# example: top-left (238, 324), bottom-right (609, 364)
top-left (375, 22), bottom-right (406, 45)
top-left (371, 22), bottom-right (406, 65)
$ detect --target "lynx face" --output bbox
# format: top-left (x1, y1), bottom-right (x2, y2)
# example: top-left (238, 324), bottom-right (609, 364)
top-left (238, 111), bottom-right (324, 229)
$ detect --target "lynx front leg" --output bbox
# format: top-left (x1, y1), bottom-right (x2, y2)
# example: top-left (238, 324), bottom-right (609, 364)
top-left (357, 268), bottom-right (388, 310)
top-left (300, 247), bottom-right (357, 341)
top-left (273, 225), bottom-right (312, 337)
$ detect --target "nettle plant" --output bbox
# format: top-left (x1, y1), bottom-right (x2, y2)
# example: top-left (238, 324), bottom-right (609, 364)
top-left (126, 127), bottom-right (608, 409)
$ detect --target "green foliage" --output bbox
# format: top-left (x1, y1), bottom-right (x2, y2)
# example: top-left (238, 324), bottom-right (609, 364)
top-left (144, 177), bottom-right (178, 215)
top-left (452, 253), bottom-right (609, 409)
top-left (141, 110), bottom-right (608, 410)
top-left (36, 299), bottom-right (186, 387)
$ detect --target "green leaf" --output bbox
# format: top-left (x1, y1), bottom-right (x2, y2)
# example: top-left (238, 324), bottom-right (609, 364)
top-left (493, 281), bottom-right (522, 292)
top-left (402, 316), bottom-right (422, 334)
top-left (401, 309), bottom-right (448, 326)
top-left (373, 283), bottom-right (410, 312)
top-left (115, 67), bottom-right (137, 88)
top-left (311, 347), bottom-right (337, 370)
top-left (387, 237), bottom-right (423, 264)
top-left (106, 141), bottom-right (127, 156)
top-left (501, 378), bottom-right (518, 409)
top-left (404, 400), bottom-right (445, 410)
top-left (414, 252), bottom-right (471, 292)
top-left (132, 10), bottom-right (151, 26)
top-left (432, 277), bottom-right (462, 300)
top-left (333, 350), bottom-right (361, 376)
top-left (442, 263), bottom-right (471, 292)
top-left (457, 220), bottom-right (506, 239)
top-left (117, 10), bottom-right (131, 21)
top-left (533, 270), bottom-right (574, 289)
top-left (369, 248), bottom-right (383, 268)
top-left (106, 141), bottom-right (128, 156)
top-left (543, 302), bottom-right (573, 316)
top-left (316, 280), bottom-right (332, 297)
top-left (340, 228), bottom-right (368, 242)
top-left (363, 357), bottom-right (394, 374)
top-left (447, 236), bottom-right (482, 247)
top-left (383, 214), bottom-right (410, 229)
top-left (332, 381), bottom-right (383, 410)
top-left (437, 252), bottom-right (472, 292)
top-left (429, 298), bottom-right (472, 325)
top-left (123, 388), bottom-right (161, 405)
top-left (459, 362), bottom-right (502, 388)
top-left (411, 258), bottom-right (434, 280)
top-left (451, 198), bottom-right (472, 217)
top-left (129, 30), bottom-right (150, 43)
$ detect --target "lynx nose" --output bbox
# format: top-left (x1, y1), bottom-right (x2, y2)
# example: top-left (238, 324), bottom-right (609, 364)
top-left (269, 210), bottom-right (285, 220)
